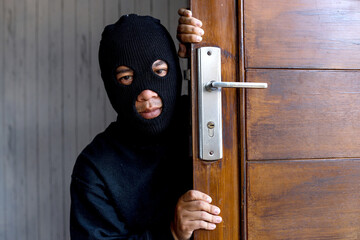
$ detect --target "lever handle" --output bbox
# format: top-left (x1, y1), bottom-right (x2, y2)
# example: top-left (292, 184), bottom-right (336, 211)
top-left (205, 81), bottom-right (268, 91)
top-left (197, 46), bottom-right (267, 161)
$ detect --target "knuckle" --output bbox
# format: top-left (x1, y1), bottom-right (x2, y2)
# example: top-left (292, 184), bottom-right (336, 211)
top-left (196, 27), bottom-right (204, 35)
top-left (190, 18), bottom-right (197, 26)
top-left (180, 223), bottom-right (192, 233)
top-left (190, 35), bottom-right (199, 42)
top-left (188, 190), bottom-right (197, 199)
top-left (176, 203), bottom-right (184, 213)
top-left (199, 221), bottom-right (207, 229)
top-left (198, 201), bottom-right (206, 210)
top-left (179, 16), bottom-right (186, 24)
top-left (196, 201), bottom-right (204, 208)
top-left (200, 212), bottom-right (207, 219)
top-left (180, 8), bottom-right (187, 16)
top-left (186, 25), bottom-right (195, 33)
top-left (185, 17), bottom-right (193, 25)
top-left (179, 224), bottom-right (186, 232)
top-left (177, 24), bottom-right (184, 32)
top-left (186, 34), bottom-right (197, 42)
top-left (176, 204), bottom-right (183, 213)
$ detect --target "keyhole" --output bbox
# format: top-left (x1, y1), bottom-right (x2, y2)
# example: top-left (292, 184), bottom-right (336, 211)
top-left (207, 121), bottom-right (215, 137)
top-left (207, 121), bottom-right (215, 129)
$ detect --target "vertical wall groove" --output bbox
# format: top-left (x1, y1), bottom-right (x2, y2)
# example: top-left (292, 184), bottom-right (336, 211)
top-left (62, 0), bottom-right (76, 238)
top-left (60, 0), bottom-right (66, 237)
top-left (4, 0), bottom-right (16, 238)
top-left (35, 0), bottom-right (40, 238)
top-left (0, 0), bottom-right (4, 238)
top-left (25, 0), bottom-right (38, 237)
top-left (0, 0), bottom-right (5, 237)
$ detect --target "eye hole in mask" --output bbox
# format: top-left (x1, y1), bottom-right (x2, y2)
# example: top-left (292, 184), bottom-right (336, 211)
top-left (152, 59), bottom-right (168, 77)
top-left (116, 65), bottom-right (134, 85)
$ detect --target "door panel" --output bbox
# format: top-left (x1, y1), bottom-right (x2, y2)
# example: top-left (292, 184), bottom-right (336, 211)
top-left (245, 0), bottom-right (360, 69)
top-left (246, 70), bottom-right (360, 160)
top-left (191, 0), bottom-right (360, 239)
top-left (247, 160), bottom-right (360, 240)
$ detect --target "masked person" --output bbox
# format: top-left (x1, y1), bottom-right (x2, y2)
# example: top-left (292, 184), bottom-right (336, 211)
top-left (70, 9), bottom-right (221, 240)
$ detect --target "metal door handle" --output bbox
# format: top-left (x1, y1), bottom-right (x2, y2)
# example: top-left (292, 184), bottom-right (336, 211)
top-left (205, 81), bottom-right (267, 91)
top-left (197, 47), bottom-right (267, 161)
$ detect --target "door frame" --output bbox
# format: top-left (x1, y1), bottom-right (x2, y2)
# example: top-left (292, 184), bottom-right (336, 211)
top-left (190, 0), bottom-right (243, 239)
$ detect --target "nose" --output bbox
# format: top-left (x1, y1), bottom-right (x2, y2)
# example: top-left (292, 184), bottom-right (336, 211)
top-left (137, 90), bottom-right (158, 101)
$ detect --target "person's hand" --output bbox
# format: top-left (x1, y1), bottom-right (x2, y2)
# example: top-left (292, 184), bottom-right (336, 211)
top-left (177, 8), bottom-right (204, 58)
top-left (171, 190), bottom-right (222, 240)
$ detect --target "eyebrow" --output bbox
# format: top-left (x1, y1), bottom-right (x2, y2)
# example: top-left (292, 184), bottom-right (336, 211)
top-left (153, 60), bottom-right (167, 68)
top-left (116, 68), bottom-right (132, 74)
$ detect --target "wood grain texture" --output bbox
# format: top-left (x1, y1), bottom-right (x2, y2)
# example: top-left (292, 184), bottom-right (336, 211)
top-left (247, 159), bottom-right (360, 240)
top-left (244, 0), bottom-right (360, 69)
top-left (246, 69), bottom-right (360, 161)
top-left (190, 0), bottom-right (240, 239)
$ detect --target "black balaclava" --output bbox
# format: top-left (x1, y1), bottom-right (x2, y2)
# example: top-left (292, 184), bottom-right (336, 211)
top-left (99, 14), bottom-right (182, 139)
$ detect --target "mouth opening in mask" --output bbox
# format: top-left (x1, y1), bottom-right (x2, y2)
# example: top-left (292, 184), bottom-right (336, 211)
top-left (135, 90), bottom-right (163, 120)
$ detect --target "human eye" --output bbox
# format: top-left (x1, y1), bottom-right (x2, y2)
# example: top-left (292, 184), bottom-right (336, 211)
top-left (116, 66), bottom-right (134, 85)
top-left (152, 60), bottom-right (168, 77)
top-left (117, 75), bottom-right (133, 85)
top-left (154, 68), bottom-right (167, 76)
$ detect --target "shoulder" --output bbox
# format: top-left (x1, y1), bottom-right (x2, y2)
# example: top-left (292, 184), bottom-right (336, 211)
top-left (71, 122), bottom-right (129, 183)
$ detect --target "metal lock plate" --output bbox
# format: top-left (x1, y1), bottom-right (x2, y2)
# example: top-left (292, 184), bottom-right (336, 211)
top-left (198, 47), bottom-right (223, 161)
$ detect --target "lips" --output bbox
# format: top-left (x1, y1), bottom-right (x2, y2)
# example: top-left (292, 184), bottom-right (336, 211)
top-left (136, 98), bottom-right (163, 119)
top-left (135, 91), bottom-right (163, 119)
top-left (138, 107), bottom-right (162, 119)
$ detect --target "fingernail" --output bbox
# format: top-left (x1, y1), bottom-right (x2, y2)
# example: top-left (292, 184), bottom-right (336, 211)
top-left (199, 29), bottom-right (205, 35)
top-left (196, 20), bottom-right (203, 27)
top-left (207, 196), bottom-right (212, 203)
top-left (214, 207), bottom-right (220, 214)
top-left (210, 224), bottom-right (216, 230)
top-left (196, 36), bottom-right (202, 42)
top-left (215, 216), bottom-right (222, 223)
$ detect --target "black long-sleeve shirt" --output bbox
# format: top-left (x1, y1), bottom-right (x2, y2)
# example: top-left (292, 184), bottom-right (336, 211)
top-left (70, 120), bottom-right (191, 239)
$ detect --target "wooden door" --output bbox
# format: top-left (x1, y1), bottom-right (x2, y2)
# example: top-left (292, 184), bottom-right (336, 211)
top-left (190, 0), bottom-right (360, 239)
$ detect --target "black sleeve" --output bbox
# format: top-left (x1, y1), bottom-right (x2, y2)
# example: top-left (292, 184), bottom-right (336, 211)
top-left (70, 159), bottom-right (174, 240)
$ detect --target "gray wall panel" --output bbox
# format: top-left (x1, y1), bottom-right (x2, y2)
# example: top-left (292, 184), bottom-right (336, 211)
top-left (4, 0), bottom-right (17, 239)
top-left (0, 0), bottom-right (188, 239)
top-left (24, 0), bottom-right (38, 238)
top-left (14, 0), bottom-right (27, 239)
top-left (62, 0), bottom-right (77, 239)
top-left (37, 0), bottom-right (51, 239)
